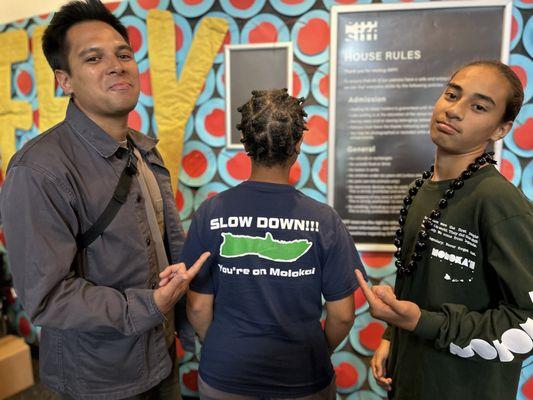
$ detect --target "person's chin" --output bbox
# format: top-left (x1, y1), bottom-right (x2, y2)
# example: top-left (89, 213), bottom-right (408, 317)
top-left (109, 97), bottom-right (139, 115)
top-left (429, 128), bottom-right (453, 150)
top-left (429, 127), bottom-right (441, 145)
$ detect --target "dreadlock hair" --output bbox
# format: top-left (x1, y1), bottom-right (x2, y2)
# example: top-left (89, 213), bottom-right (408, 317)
top-left (237, 88), bottom-right (307, 167)
top-left (42, 0), bottom-right (129, 73)
top-left (450, 60), bottom-right (524, 122)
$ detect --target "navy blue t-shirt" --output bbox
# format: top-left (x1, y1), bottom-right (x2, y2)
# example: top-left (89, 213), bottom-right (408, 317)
top-left (181, 181), bottom-right (364, 397)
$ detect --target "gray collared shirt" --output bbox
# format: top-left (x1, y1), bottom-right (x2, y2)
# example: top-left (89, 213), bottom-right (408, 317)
top-left (0, 101), bottom-right (187, 399)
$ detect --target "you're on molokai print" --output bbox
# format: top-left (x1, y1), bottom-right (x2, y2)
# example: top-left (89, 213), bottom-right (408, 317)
top-left (211, 216), bottom-right (320, 278)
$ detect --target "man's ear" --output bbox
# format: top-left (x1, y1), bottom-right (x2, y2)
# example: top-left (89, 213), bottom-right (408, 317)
top-left (54, 69), bottom-right (73, 96)
top-left (490, 120), bottom-right (513, 142)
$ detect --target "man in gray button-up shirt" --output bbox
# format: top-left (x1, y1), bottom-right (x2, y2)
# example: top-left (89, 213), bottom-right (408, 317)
top-left (0, 1), bottom-right (208, 399)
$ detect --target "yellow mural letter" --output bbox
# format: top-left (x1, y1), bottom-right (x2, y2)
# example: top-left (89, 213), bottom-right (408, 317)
top-left (33, 25), bottom-right (68, 133)
top-left (147, 10), bottom-right (228, 192)
top-left (0, 30), bottom-right (32, 176)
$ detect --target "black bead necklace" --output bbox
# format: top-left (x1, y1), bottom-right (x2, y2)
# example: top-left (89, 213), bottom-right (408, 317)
top-left (394, 151), bottom-right (497, 277)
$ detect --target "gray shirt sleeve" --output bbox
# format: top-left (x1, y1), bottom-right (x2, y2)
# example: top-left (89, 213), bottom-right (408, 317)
top-left (0, 164), bottom-right (165, 335)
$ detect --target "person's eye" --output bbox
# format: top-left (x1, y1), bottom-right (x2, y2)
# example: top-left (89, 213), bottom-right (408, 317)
top-left (86, 56), bottom-right (100, 63)
top-left (118, 53), bottom-right (133, 60)
top-left (473, 104), bottom-right (487, 112)
top-left (444, 91), bottom-right (457, 100)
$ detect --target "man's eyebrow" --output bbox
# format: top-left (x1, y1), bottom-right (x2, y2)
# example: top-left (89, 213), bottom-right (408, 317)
top-left (78, 44), bottom-right (133, 58)
top-left (446, 83), bottom-right (462, 92)
top-left (78, 46), bottom-right (101, 58)
top-left (446, 82), bottom-right (496, 106)
top-left (116, 44), bottom-right (133, 52)
top-left (472, 92), bottom-right (496, 106)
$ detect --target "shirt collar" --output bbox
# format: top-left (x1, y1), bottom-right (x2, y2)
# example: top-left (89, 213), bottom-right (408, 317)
top-left (65, 99), bottom-right (158, 157)
top-left (129, 129), bottom-right (158, 154)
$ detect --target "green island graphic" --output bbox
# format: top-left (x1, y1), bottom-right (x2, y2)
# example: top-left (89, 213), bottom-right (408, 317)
top-left (220, 232), bottom-right (312, 262)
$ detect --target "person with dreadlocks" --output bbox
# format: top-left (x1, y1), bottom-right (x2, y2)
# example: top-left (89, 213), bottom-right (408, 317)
top-left (170, 89), bottom-right (365, 399)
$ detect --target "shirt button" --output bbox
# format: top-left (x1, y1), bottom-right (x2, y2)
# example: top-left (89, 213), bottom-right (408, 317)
top-left (146, 237), bottom-right (151, 246)
top-left (137, 194), bottom-right (143, 203)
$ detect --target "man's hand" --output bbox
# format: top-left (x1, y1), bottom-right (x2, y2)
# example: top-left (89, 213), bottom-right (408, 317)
top-left (371, 339), bottom-right (392, 391)
top-left (355, 270), bottom-right (421, 331)
top-left (153, 252), bottom-right (210, 314)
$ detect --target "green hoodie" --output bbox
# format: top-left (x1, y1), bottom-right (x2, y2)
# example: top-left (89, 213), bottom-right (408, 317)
top-left (385, 165), bottom-right (533, 400)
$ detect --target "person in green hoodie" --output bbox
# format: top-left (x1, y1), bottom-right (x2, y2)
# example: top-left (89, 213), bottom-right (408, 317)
top-left (356, 60), bottom-right (532, 400)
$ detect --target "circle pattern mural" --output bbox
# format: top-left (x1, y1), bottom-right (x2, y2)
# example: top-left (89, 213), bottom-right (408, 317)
top-left (1, 2), bottom-right (532, 399)
top-left (270, 0), bottom-right (317, 16)
top-left (331, 351), bottom-right (367, 394)
top-left (514, 0), bottom-right (533, 9)
top-left (128, 102), bottom-right (151, 133)
top-left (194, 181), bottom-right (230, 210)
top-left (289, 152), bottom-right (311, 189)
top-left (221, 0), bottom-right (267, 20)
top-left (301, 105), bottom-right (329, 154)
top-left (216, 63), bottom-right (226, 97)
top-left (176, 183), bottom-right (194, 220)
top-left (522, 160), bottom-right (533, 201)
top-left (173, 14), bottom-right (193, 63)
top-left (312, 151), bottom-right (327, 193)
top-left (241, 13), bottom-right (290, 44)
top-left (518, 360), bottom-right (533, 400)
top-left (346, 390), bottom-right (383, 400)
top-left (195, 97), bottom-right (226, 147)
top-left (129, 0), bottom-right (170, 18)
top-left (353, 284), bottom-right (370, 316)
top-left (106, 1), bottom-right (129, 17)
top-left (12, 61), bottom-right (36, 101)
top-left (218, 149), bottom-right (252, 186)
top-left (293, 61), bottom-right (310, 99)
top-left (360, 252), bottom-right (396, 279)
top-left (523, 16), bottom-right (533, 59)
top-left (171, 0), bottom-right (215, 18)
top-left (504, 104), bottom-right (533, 159)
top-left (349, 312), bottom-right (387, 357)
top-left (509, 54), bottom-right (532, 104)
top-left (312, 62), bottom-right (329, 106)
top-left (179, 141), bottom-right (217, 187)
top-left (138, 58), bottom-right (153, 107)
top-left (510, 6), bottom-right (524, 51)
top-left (32, 13), bottom-right (54, 25)
top-left (291, 10), bottom-right (330, 65)
top-left (501, 149), bottom-right (522, 187)
top-left (120, 15), bottom-right (148, 62)
top-left (367, 369), bottom-right (388, 399)
top-left (179, 361), bottom-right (200, 396)
top-left (322, 0), bottom-right (372, 10)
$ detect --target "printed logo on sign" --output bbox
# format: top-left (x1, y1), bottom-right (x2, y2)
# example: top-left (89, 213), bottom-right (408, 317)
top-left (345, 21), bottom-right (378, 42)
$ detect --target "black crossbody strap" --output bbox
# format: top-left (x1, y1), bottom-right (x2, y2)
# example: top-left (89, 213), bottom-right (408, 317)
top-left (76, 146), bottom-right (138, 249)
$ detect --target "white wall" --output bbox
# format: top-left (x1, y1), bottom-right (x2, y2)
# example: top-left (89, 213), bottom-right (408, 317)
top-left (0, 0), bottom-right (117, 25)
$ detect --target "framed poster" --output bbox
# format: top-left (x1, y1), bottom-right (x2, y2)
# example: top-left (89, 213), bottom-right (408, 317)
top-left (328, 0), bottom-right (512, 251)
top-left (225, 43), bottom-right (293, 149)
